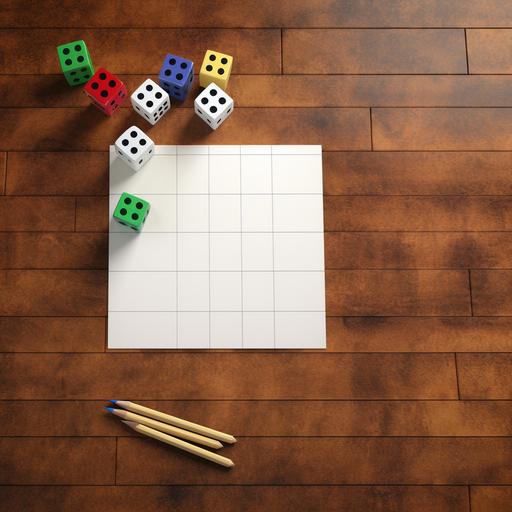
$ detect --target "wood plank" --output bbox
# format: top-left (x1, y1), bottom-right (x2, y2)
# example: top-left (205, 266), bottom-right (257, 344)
top-left (1, 400), bottom-right (511, 437)
top-left (326, 233), bottom-right (512, 269)
top-left (0, 270), bottom-right (106, 316)
top-left (326, 270), bottom-right (470, 316)
top-left (0, 485), bottom-right (469, 512)
top-left (471, 270), bottom-right (512, 315)
top-left (0, 317), bottom-right (105, 352)
top-left (324, 151), bottom-right (512, 195)
top-left (76, 197), bottom-right (108, 232)
top-left (0, 29), bottom-right (280, 74)
top-left (327, 317), bottom-right (512, 352)
top-left (0, 233), bottom-right (107, 269)
top-left (283, 29), bottom-right (467, 74)
top-left (0, 438), bottom-right (115, 484)
top-left (325, 197), bottom-right (512, 232)
top-left (117, 437), bottom-right (512, 484)
top-left (373, 108), bottom-right (512, 150)
top-left (0, 108), bottom-right (370, 151)
top-left (6, 152), bottom-right (108, 195)
top-left (0, 353), bottom-right (458, 399)
top-left (467, 29), bottom-right (512, 73)
top-left (0, 152), bottom-right (5, 194)
top-left (1, 0), bottom-right (511, 28)
top-left (458, 354), bottom-right (512, 399)
top-left (471, 487), bottom-right (512, 512)
top-left (0, 197), bottom-right (75, 231)
top-left (5, 75), bottom-right (512, 108)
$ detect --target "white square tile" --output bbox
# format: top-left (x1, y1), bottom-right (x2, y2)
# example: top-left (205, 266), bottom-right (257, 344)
top-left (108, 272), bottom-right (176, 311)
top-left (274, 271), bottom-right (325, 311)
top-left (242, 233), bottom-right (273, 271)
top-left (177, 146), bottom-right (208, 155)
top-left (109, 233), bottom-right (176, 271)
top-left (177, 195), bottom-right (209, 232)
top-left (177, 312), bottom-right (209, 348)
top-left (110, 154), bottom-right (176, 195)
top-left (177, 233), bottom-right (209, 270)
top-left (242, 272), bottom-right (274, 311)
top-left (274, 233), bottom-right (325, 271)
top-left (210, 233), bottom-right (241, 271)
top-left (108, 312), bottom-right (177, 348)
top-left (210, 195), bottom-right (241, 232)
top-left (177, 154), bottom-right (208, 193)
top-left (241, 145), bottom-right (271, 155)
top-left (272, 145), bottom-right (321, 155)
top-left (156, 145), bottom-right (177, 155)
top-left (275, 312), bottom-right (326, 348)
top-left (210, 312), bottom-right (242, 348)
top-left (272, 154), bottom-right (323, 194)
top-left (241, 155), bottom-right (272, 193)
top-left (243, 312), bottom-right (274, 348)
top-left (177, 272), bottom-right (209, 311)
top-left (210, 145), bottom-right (240, 155)
top-left (273, 195), bottom-right (324, 232)
top-left (110, 194), bottom-right (176, 233)
top-left (241, 195), bottom-right (273, 232)
top-left (209, 155), bottom-right (240, 194)
top-left (210, 272), bottom-right (242, 311)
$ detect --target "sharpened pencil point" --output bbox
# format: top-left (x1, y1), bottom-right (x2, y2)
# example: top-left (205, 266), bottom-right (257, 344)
top-left (105, 406), bottom-right (114, 413)
top-left (109, 400), bottom-right (118, 404)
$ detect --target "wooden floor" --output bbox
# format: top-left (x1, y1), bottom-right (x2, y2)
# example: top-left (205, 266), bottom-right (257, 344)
top-left (1, 1), bottom-right (512, 511)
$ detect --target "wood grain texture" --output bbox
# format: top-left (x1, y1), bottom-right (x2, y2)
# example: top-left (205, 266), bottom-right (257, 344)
top-left (471, 270), bottom-right (512, 315)
top-left (0, 317), bottom-right (105, 352)
top-left (458, 354), bottom-right (512, 399)
top-left (0, 486), bottom-right (470, 512)
top-left (0, 270), bottom-right (106, 316)
top-left (326, 270), bottom-right (470, 316)
top-left (471, 487), bottom-right (512, 512)
top-left (1, 400), bottom-right (511, 437)
top-left (0, 152), bottom-right (5, 194)
top-left (283, 29), bottom-right (467, 74)
top-left (0, 29), bottom-right (280, 74)
top-left (116, 437), bottom-right (512, 484)
top-left (0, 108), bottom-right (371, 151)
top-left (467, 30), bottom-right (512, 74)
top-left (325, 196), bottom-right (512, 231)
top-left (0, 353), bottom-right (457, 399)
top-left (327, 317), bottom-right (512, 352)
top-left (323, 151), bottom-right (512, 195)
top-left (373, 108), bottom-right (512, 150)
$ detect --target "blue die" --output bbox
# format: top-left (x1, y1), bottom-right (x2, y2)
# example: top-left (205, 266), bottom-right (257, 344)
top-left (158, 53), bottom-right (194, 101)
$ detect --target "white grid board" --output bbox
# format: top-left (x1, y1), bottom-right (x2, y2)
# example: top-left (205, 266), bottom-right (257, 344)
top-left (108, 145), bottom-right (326, 349)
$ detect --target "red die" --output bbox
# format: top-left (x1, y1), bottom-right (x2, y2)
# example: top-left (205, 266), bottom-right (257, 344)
top-left (84, 68), bottom-right (127, 116)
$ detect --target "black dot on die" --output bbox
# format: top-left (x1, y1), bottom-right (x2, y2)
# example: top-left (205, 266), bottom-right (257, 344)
top-left (81, 67), bottom-right (87, 72)
top-left (206, 65), bottom-right (213, 72)
top-left (73, 78), bottom-right (79, 83)
top-left (108, 80), bottom-right (116, 87)
top-left (139, 159), bottom-right (143, 164)
top-left (120, 208), bottom-right (127, 215)
top-left (84, 74), bottom-right (90, 79)
top-left (155, 92), bottom-right (162, 99)
top-left (65, 58), bottom-right (72, 65)
top-left (201, 97), bottom-right (208, 104)
top-left (137, 93), bottom-right (144, 100)
top-left (165, 69), bottom-right (171, 76)
top-left (176, 73), bottom-right (183, 80)
top-left (124, 197), bottom-right (132, 205)
top-left (219, 97), bottom-right (226, 104)
top-left (130, 131), bottom-right (137, 138)
top-left (121, 139), bottom-right (129, 146)
top-left (63, 47), bottom-right (70, 55)
top-left (77, 55), bottom-right (84, 63)
top-left (91, 82), bottom-right (99, 89)
top-left (210, 88), bottom-right (217, 96)
top-left (132, 213), bottom-right (139, 220)
top-left (180, 62), bottom-right (187, 69)
top-left (210, 106), bottom-right (217, 113)
top-left (74, 44), bottom-right (82, 51)
top-left (99, 72), bottom-right (107, 80)
top-left (218, 68), bottom-right (224, 75)
top-left (169, 58), bottom-right (176, 65)
top-left (146, 101), bottom-right (153, 107)
top-left (131, 147), bottom-right (138, 154)
top-left (100, 90), bottom-right (108, 97)
top-left (146, 83), bottom-right (153, 91)
top-left (136, 202), bottom-right (143, 209)
top-left (209, 54), bottom-right (216, 61)
top-left (139, 139), bottom-right (147, 146)
top-left (221, 57), bottom-right (228, 64)
top-left (70, 71), bottom-right (77, 76)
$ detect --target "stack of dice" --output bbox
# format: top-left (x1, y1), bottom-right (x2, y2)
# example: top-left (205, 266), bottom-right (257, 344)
top-left (56, 41), bottom-right (236, 231)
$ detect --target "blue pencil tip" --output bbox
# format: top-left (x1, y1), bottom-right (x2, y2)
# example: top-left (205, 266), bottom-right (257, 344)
top-left (109, 400), bottom-right (118, 404)
top-left (105, 406), bottom-right (114, 412)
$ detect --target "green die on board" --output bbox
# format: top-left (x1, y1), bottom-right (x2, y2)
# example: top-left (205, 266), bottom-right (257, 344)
top-left (113, 193), bottom-right (150, 232)
top-left (57, 40), bottom-right (94, 86)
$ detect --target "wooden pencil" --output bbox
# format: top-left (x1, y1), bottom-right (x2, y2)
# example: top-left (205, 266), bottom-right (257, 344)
top-left (106, 407), bottom-right (223, 449)
top-left (123, 421), bottom-right (234, 468)
top-left (111, 400), bottom-right (236, 444)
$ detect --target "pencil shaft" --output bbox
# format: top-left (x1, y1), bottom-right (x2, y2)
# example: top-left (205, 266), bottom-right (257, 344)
top-left (115, 400), bottom-right (236, 444)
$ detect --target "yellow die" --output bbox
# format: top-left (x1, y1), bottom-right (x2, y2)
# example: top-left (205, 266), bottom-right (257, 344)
top-left (199, 50), bottom-right (233, 90)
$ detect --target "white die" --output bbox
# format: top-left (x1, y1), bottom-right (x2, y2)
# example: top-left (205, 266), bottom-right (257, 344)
top-left (114, 126), bottom-right (155, 171)
top-left (130, 78), bottom-right (170, 125)
top-left (194, 83), bottom-right (234, 130)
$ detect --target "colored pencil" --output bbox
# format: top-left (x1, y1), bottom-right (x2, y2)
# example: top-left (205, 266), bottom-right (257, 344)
top-left (123, 421), bottom-right (234, 468)
top-left (111, 400), bottom-right (236, 444)
top-left (106, 407), bottom-right (223, 449)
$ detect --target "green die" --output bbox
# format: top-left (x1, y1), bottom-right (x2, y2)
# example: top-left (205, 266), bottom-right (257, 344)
top-left (57, 40), bottom-right (94, 86)
top-left (113, 193), bottom-right (150, 232)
